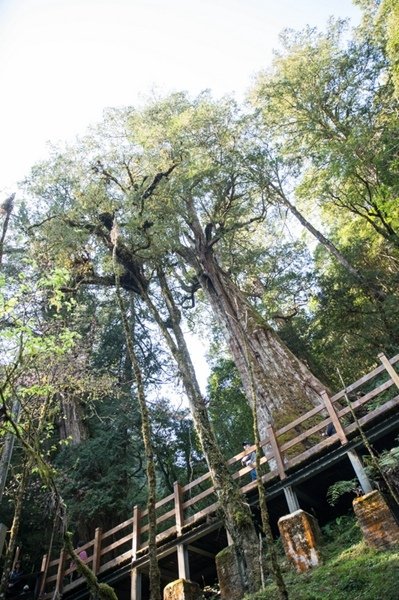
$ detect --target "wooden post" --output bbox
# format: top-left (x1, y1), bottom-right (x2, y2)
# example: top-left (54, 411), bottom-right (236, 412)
top-left (132, 505), bottom-right (141, 561)
top-left (54, 548), bottom-right (66, 595)
top-left (174, 482), bottom-right (184, 535)
top-left (174, 481), bottom-right (190, 580)
top-left (0, 523), bottom-right (7, 558)
top-left (321, 390), bottom-right (347, 444)
top-left (266, 424), bottom-right (286, 479)
top-left (378, 353), bottom-right (399, 389)
top-left (38, 553), bottom-right (49, 597)
top-left (92, 527), bottom-right (102, 575)
top-left (131, 506), bottom-right (142, 600)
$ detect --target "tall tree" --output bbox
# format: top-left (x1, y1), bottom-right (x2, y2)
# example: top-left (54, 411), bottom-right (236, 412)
top-left (251, 20), bottom-right (399, 253)
top-left (22, 93), bottom-right (328, 436)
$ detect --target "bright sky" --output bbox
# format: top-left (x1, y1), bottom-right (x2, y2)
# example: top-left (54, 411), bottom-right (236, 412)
top-left (0, 0), bottom-right (361, 194)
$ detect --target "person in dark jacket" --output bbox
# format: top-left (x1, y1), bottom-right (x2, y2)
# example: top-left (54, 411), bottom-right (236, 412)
top-left (241, 441), bottom-right (257, 481)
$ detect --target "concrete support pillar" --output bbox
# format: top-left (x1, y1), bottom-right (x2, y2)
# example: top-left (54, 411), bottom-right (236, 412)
top-left (131, 568), bottom-right (142, 600)
top-left (283, 485), bottom-right (301, 513)
top-left (347, 450), bottom-right (373, 494)
top-left (163, 579), bottom-right (201, 600)
top-left (278, 510), bottom-right (322, 572)
top-left (215, 546), bottom-right (245, 600)
top-left (177, 544), bottom-right (190, 581)
top-left (353, 490), bottom-right (399, 550)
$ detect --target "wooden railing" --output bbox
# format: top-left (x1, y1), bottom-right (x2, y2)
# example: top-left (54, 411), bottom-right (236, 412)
top-left (40, 352), bottom-right (399, 597)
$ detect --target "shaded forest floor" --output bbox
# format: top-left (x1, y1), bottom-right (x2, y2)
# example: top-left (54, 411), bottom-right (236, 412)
top-left (243, 513), bottom-right (399, 600)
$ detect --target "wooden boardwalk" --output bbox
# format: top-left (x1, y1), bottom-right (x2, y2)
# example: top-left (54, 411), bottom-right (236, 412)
top-left (39, 352), bottom-right (399, 599)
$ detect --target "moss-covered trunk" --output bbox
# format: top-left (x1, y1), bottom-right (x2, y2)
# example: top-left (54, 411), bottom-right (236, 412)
top-left (113, 235), bottom-right (161, 600)
top-left (140, 269), bottom-right (261, 594)
top-left (0, 461), bottom-right (29, 598)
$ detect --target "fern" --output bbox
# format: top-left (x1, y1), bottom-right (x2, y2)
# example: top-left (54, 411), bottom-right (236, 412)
top-left (327, 479), bottom-right (359, 506)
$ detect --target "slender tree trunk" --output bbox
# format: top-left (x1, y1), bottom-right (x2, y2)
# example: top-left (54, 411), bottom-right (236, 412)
top-left (112, 231), bottom-right (161, 600)
top-left (0, 194), bottom-right (15, 267)
top-left (140, 268), bottom-right (262, 594)
top-left (0, 461), bottom-right (29, 599)
top-left (0, 402), bottom-right (21, 504)
top-left (280, 193), bottom-right (365, 284)
top-left (276, 189), bottom-right (389, 302)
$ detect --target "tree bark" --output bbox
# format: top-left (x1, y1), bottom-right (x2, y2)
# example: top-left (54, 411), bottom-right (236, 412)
top-left (275, 187), bottom-right (389, 302)
top-left (58, 395), bottom-right (88, 445)
top-left (0, 193), bottom-right (15, 267)
top-left (178, 205), bottom-right (327, 436)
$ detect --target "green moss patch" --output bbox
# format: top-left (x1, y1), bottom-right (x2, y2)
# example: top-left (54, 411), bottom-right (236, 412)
top-left (244, 514), bottom-right (399, 600)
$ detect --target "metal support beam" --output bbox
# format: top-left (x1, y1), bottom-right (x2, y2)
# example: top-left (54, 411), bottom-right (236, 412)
top-left (131, 568), bottom-right (142, 600)
top-left (187, 544), bottom-right (214, 559)
top-left (177, 543), bottom-right (190, 580)
top-left (283, 485), bottom-right (301, 513)
top-left (347, 449), bottom-right (373, 494)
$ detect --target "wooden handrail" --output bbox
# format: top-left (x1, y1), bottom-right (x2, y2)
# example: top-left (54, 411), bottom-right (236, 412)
top-left (321, 390), bottom-right (347, 444)
top-left (379, 353), bottom-right (399, 388)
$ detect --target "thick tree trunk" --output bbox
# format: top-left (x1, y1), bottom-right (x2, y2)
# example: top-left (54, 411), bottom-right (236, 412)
top-left (58, 396), bottom-right (88, 445)
top-left (201, 261), bottom-right (325, 434)
top-left (179, 207), bottom-right (327, 437)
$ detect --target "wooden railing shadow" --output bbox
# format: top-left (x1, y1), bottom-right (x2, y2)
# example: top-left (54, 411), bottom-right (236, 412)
top-left (39, 352), bottom-right (399, 598)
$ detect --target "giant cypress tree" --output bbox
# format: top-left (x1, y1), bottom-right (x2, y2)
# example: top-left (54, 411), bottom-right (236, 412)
top-left (22, 92), bottom-right (328, 438)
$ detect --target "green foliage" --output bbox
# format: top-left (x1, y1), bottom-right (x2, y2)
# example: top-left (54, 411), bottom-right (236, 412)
top-left (55, 419), bottom-right (145, 533)
top-left (149, 399), bottom-right (205, 491)
top-left (327, 441), bottom-right (399, 509)
top-left (327, 479), bottom-right (360, 506)
top-left (363, 439), bottom-right (399, 494)
top-left (207, 358), bottom-right (254, 458)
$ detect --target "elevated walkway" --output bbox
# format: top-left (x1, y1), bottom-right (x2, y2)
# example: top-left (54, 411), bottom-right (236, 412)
top-left (39, 353), bottom-right (399, 599)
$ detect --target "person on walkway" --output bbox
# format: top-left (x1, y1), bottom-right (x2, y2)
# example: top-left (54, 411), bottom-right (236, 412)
top-left (8, 560), bottom-right (24, 590)
top-left (70, 542), bottom-right (88, 582)
top-left (241, 441), bottom-right (257, 481)
top-left (76, 542), bottom-right (88, 562)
